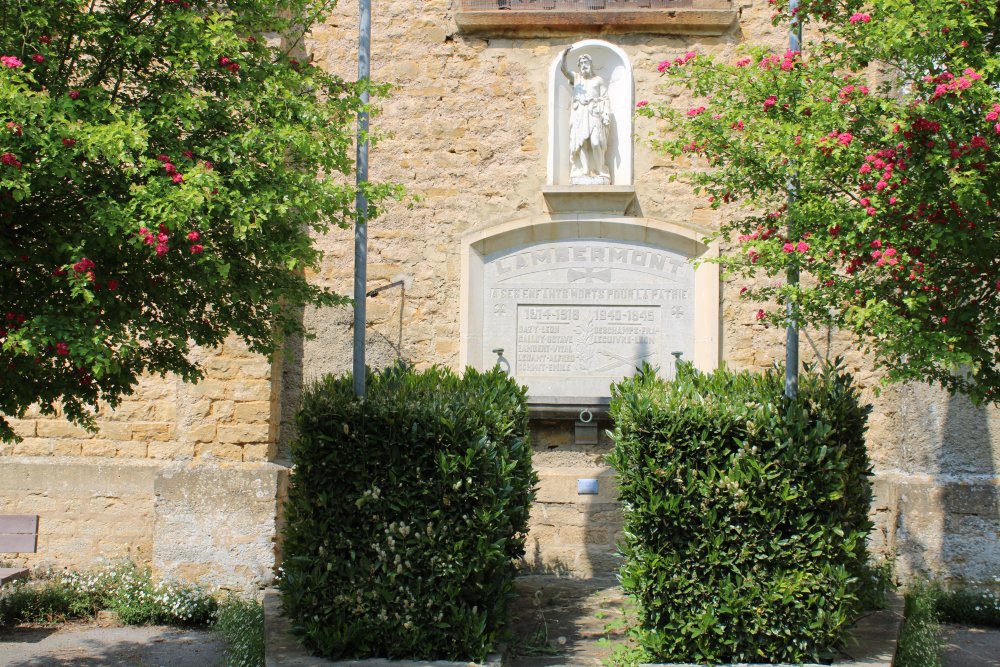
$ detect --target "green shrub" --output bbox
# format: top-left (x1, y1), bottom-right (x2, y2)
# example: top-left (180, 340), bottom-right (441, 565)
top-left (897, 581), bottom-right (943, 667)
top-left (0, 561), bottom-right (216, 626)
top-left (279, 363), bottom-right (536, 661)
top-left (608, 362), bottom-right (873, 664)
top-left (930, 583), bottom-right (1000, 628)
top-left (216, 595), bottom-right (265, 667)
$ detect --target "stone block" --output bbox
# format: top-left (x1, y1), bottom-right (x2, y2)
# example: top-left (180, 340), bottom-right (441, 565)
top-left (195, 442), bottom-right (245, 461)
top-left (52, 441), bottom-right (83, 456)
top-left (186, 423), bottom-right (217, 443)
top-left (36, 419), bottom-right (95, 439)
top-left (186, 380), bottom-right (229, 400)
top-left (12, 440), bottom-right (52, 456)
top-left (131, 422), bottom-right (174, 442)
top-left (80, 440), bottom-right (118, 458)
top-left (152, 463), bottom-right (287, 589)
top-left (231, 380), bottom-right (272, 402)
top-left (233, 401), bottom-right (272, 423)
top-left (148, 441), bottom-right (194, 460)
top-left (242, 443), bottom-right (275, 462)
top-left (7, 419), bottom-right (36, 438)
top-left (97, 422), bottom-right (132, 441)
top-left (218, 424), bottom-right (270, 444)
top-left (116, 441), bottom-right (149, 458)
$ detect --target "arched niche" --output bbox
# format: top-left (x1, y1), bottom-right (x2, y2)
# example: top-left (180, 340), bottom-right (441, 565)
top-left (548, 40), bottom-right (634, 187)
top-left (460, 215), bottom-right (719, 403)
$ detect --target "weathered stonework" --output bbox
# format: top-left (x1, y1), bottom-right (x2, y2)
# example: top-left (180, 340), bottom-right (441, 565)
top-left (1, 0), bottom-right (998, 590)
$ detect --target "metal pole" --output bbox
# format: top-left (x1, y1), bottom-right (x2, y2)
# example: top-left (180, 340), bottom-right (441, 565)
top-left (785, 0), bottom-right (802, 400)
top-left (353, 0), bottom-right (371, 398)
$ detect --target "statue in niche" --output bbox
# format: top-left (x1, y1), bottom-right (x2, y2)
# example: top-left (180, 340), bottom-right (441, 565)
top-left (560, 48), bottom-right (611, 185)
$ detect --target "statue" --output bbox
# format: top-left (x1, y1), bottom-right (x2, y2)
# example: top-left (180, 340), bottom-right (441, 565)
top-left (560, 49), bottom-right (611, 185)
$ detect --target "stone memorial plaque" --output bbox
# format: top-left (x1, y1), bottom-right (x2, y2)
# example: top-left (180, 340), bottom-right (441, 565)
top-left (483, 238), bottom-right (695, 399)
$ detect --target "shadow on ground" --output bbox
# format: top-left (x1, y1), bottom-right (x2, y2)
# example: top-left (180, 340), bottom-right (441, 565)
top-left (0, 623), bottom-right (224, 667)
top-left (506, 575), bottom-right (627, 667)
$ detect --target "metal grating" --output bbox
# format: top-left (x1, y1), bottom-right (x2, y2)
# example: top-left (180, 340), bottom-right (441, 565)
top-left (457, 0), bottom-right (694, 10)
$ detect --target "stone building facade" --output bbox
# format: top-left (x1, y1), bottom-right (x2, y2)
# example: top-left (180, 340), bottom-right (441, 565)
top-left (2, 0), bottom-right (998, 590)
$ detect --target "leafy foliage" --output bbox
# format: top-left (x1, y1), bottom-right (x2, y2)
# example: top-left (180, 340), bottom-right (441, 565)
top-left (216, 595), bottom-right (265, 667)
top-left (608, 362), bottom-right (873, 663)
top-left (897, 581), bottom-right (943, 667)
top-left (0, 561), bottom-right (217, 626)
top-left (279, 363), bottom-right (536, 662)
top-left (0, 0), bottom-right (398, 440)
top-left (640, 0), bottom-right (1000, 403)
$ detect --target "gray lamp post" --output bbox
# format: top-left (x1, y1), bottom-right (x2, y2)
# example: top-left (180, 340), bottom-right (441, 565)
top-left (353, 0), bottom-right (371, 398)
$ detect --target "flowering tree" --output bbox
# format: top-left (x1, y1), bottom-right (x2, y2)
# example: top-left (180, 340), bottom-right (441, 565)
top-left (640, 0), bottom-right (1000, 404)
top-left (0, 0), bottom-right (394, 440)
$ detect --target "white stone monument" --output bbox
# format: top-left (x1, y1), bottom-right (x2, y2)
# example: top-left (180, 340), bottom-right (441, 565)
top-left (548, 40), bottom-right (634, 188)
top-left (461, 217), bottom-right (719, 402)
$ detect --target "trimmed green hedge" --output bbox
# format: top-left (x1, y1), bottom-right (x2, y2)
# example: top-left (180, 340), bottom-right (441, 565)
top-left (279, 364), bottom-right (536, 661)
top-left (608, 362), bottom-right (873, 664)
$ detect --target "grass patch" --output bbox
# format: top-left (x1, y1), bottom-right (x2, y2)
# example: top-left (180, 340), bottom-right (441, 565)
top-left (216, 595), bottom-right (265, 667)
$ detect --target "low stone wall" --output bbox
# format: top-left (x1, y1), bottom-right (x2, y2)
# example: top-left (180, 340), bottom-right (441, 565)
top-left (0, 457), bottom-right (288, 590)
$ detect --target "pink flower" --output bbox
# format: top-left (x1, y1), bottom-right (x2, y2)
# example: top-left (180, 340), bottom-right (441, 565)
top-left (1, 56), bottom-right (23, 68)
top-left (156, 154), bottom-right (170, 162)
top-left (687, 106), bottom-right (706, 117)
top-left (736, 58), bottom-right (751, 67)
top-left (68, 90), bottom-right (80, 100)
top-left (62, 138), bottom-right (76, 147)
top-left (866, 206), bottom-right (877, 216)
top-left (860, 197), bottom-right (871, 207)
top-left (838, 132), bottom-right (853, 146)
top-left (829, 225), bottom-right (840, 237)
top-left (1, 152), bottom-right (21, 169)
top-left (55, 343), bottom-right (69, 356)
top-left (796, 241), bottom-right (809, 252)
top-left (106, 279), bottom-right (119, 291)
top-left (782, 242), bottom-right (795, 253)
top-left (190, 244), bottom-right (204, 255)
top-left (163, 162), bottom-right (177, 174)
top-left (889, 196), bottom-right (898, 205)
top-left (187, 231), bottom-right (200, 241)
top-left (72, 257), bottom-right (95, 274)
top-left (31, 54), bottom-right (44, 63)
top-left (755, 309), bottom-right (766, 321)
top-left (875, 180), bottom-right (888, 191)
top-left (182, 150), bottom-right (194, 159)
top-left (171, 173), bottom-right (183, 184)
top-left (636, 100), bottom-right (648, 109)
top-left (657, 60), bottom-right (671, 73)
top-left (763, 95), bottom-right (777, 111)
top-left (155, 243), bottom-right (168, 256)
top-left (859, 163), bottom-right (872, 174)
top-left (732, 120), bottom-right (745, 130)
top-left (203, 161), bottom-right (213, 170)
top-left (849, 12), bottom-right (871, 24)
top-left (218, 56), bottom-right (231, 66)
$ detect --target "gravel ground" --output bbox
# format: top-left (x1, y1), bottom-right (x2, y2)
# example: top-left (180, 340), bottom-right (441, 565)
top-left (0, 621), bottom-right (225, 667)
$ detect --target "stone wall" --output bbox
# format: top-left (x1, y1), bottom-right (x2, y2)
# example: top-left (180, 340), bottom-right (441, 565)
top-left (0, 337), bottom-right (286, 589)
top-left (282, 0), bottom-right (1000, 587)
top-left (1, 0), bottom-right (997, 590)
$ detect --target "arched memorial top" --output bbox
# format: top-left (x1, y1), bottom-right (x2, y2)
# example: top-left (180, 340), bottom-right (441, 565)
top-left (460, 215), bottom-right (719, 404)
top-left (548, 40), bottom-right (634, 188)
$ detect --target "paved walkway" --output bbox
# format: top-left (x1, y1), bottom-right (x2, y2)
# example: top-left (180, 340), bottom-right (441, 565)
top-left (0, 622), bottom-right (224, 667)
top-left (943, 623), bottom-right (1000, 667)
